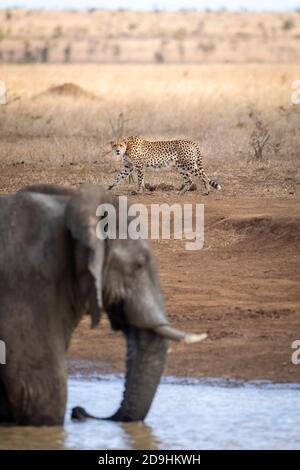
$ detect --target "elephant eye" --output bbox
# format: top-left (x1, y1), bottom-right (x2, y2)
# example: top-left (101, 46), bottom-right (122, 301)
top-left (134, 260), bottom-right (144, 270)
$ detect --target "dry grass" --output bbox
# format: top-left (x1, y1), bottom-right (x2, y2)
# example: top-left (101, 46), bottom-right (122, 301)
top-left (0, 63), bottom-right (299, 197)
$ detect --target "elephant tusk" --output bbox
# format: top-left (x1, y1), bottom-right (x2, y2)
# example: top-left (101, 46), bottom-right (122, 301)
top-left (154, 325), bottom-right (207, 344)
top-left (184, 333), bottom-right (208, 344)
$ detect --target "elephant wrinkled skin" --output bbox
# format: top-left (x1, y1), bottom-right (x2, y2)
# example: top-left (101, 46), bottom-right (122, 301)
top-left (0, 184), bottom-right (206, 425)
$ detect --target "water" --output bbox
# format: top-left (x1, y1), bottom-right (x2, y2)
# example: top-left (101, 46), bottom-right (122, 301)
top-left (0, 376), bottom-right (300, 450)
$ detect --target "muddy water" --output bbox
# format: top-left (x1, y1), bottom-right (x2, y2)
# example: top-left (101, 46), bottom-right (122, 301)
top-left (1, 376), bottom-right (300, 450)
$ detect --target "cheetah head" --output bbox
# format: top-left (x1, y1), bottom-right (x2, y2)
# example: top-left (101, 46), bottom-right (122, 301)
top-left (110, 138), bottom-right (127, 158)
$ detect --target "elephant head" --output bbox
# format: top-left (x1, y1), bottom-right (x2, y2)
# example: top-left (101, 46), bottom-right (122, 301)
top-left (0, 184), bottom-right (206, 425)
top-left (64, 185), bottom-right (206, 421)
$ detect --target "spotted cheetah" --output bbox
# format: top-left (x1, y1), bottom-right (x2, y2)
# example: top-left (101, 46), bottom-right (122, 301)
top-left (109, 136), bottom-right (221, 195)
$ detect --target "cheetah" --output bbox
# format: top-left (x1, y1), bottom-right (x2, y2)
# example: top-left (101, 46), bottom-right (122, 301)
top-left (109, 136), bottom-right (221, 195)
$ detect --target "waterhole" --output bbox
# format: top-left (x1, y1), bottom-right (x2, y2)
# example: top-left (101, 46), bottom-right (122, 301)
top-left (0, 376), bottom-right (299, 450)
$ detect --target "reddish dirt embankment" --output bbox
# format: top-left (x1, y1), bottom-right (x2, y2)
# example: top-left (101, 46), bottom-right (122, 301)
top-left (69, 194), bottom-right (300, 382)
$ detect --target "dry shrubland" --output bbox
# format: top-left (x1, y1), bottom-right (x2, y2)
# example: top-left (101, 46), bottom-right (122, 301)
top-left (0, 9), bottom-right (299, 198)
top-left (0, 63), bottom-right (299, 197)
top-left (0, 11), bottom-right (299, 196)
top-left (0, 9), bottom-right (300, 63)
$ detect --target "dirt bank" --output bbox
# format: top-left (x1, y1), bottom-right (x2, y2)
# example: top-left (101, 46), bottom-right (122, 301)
top-left (1, 163), bottom-right (299, 382)
top-left (68, 191), bottom-right (300, 382)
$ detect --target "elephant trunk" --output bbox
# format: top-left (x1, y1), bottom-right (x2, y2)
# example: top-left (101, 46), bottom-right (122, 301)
top-left (109, 327), bottom-right (167, 422)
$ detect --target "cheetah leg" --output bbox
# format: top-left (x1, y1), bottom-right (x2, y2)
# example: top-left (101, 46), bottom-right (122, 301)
top-left (128, 172), bottom-right (135, 184)
top-left (190, 164), bottom-right (210, 195)
top-left (136, 165), bottom-right (145, 193)
top-left (200, 171), bottom-right (210, 195)
top-left (196, 155), bottom-right (211, 195)
top-left (176, 165), bottom-right (193, 195)
top-left (108, 163), bottom-right (134, 190)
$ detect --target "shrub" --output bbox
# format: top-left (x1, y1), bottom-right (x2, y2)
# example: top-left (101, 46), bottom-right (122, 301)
top-left (282, 19), bottom-right (295, 30)
top-left (53, 25), bottom-right (63, 38)
top-left (154, 51), bottom-right (164, 63)
top-left (0, 29), bottom-right (6, 42)
top-left (173, 28), bottom-right (187, 41)
top-left (249, 120), bottom-right (271, 161)
top-left (197, 41), bottom-right (215, 53)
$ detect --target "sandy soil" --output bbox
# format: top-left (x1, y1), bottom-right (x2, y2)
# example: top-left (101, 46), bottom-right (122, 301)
top-left (1, 163), bottom-right (299, 383)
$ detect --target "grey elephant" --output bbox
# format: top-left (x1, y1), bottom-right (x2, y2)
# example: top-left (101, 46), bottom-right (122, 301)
top-left (0, 184), bottom-right (206, 426)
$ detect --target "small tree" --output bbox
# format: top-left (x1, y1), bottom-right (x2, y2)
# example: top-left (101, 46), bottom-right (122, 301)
top-left (4, 49), bottom-right (14, 62)
top-left (0, 28), bottom-right (6, 42)
top-left (53, 25), bottom-right (63, 38)
top-left (6, 9), bottom-right (12, 21)
top-left (64, 45), bottom-right (72, 63)
top-left (249, 120), bottom-right (270, 161)
top-left (23, 41), bottom-right (34, 63)
top-left (112, 44), bottom-right (121, 61)
top-left (173, 27), bottom-right (186, 42)
top-left (40, 45), bottom-right (49, 63)
top-left (282, 19), bottom-right (295, 30)
top-left (154, 51), bottom-right (164, 63)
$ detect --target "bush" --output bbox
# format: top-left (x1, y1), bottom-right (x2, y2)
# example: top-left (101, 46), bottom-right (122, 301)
top-left (197, 41), bottom-right (215, 53)
top-left (0, 29), bottom-right (6, 42)
top-left (173, 28), bottom-right (187, 41)
top-left (282, 19), bottom-right (295, 30)
top-left (154, 51), bottom-right (164, 63)
top-left (53, 25), bottom-right (63, 38)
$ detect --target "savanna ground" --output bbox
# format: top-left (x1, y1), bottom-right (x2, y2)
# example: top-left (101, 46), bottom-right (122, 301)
top-left (0, 61), bottom-right (300, 382)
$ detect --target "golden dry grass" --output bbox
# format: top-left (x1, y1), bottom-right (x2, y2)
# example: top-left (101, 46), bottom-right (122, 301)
top-left (0, 62), bottom-right (299, 198)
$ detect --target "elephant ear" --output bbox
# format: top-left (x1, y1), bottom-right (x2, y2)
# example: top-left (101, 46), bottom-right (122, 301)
top-left (64, 185), bottom-right (116, 327)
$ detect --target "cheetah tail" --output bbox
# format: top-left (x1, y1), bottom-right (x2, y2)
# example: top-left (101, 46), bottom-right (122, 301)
top-left (209, 179), bottom-right (222, 191)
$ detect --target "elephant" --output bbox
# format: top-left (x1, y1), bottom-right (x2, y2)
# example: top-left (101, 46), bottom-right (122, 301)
top-left (0, 184), bottom-right (207, 426)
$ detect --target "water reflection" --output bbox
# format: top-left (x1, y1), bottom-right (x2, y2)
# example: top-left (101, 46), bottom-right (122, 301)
top-left (1, 376), bottom-right (300, 450)
top-left (122, 422), bottom-right (160, 450)
top-left (0, 426), bottom-right (66, 450)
